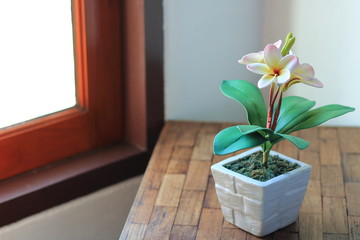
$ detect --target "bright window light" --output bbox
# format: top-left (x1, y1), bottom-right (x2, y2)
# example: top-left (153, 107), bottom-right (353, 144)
top-left (0, 0), bottom-right (76, 129)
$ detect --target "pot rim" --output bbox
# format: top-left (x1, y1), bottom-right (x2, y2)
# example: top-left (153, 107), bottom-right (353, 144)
top-left (211, 146), bottom-right (312, 187)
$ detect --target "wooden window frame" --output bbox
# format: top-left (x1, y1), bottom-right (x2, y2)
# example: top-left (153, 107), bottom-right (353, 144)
top-left (0, 0), bottom-right (163, 226)
top-left (0, 0), bottom-right (124, 180)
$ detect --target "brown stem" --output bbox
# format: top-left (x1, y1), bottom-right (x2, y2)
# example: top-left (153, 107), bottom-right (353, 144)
top-left (271, 91), bottom-right (283, 131)
top-left (270, 87), bottom-right (280, 108)
top-left (266, 83), bottom-right (276, 128)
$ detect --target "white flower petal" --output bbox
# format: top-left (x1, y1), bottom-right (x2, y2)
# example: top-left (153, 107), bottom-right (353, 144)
top-left (273, 40), bottom-right (282, 49)
top-left (298, 63), bottom-right (315, 77)
top-left (264, 44), bottom-right (282, 69)
top-left (258, 74), bottom-right (275, 88)
top-left (276, 69), bottom-right (291, 84)
top-left (238, 53), bottom-right (263, 65)
top-left (247, 63), bottom-right (271, 75)
top-left (300, 76), bottom-right (324, 88)
top-left (279, 55), bottom-right (299, 72)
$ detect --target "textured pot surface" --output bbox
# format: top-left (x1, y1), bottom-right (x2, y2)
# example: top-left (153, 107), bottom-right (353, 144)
top-left (211, 147), bottom-right (311, 237)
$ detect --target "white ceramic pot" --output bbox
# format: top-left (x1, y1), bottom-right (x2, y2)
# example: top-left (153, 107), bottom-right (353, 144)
top-left (211, 147), bottom-right (311, 237)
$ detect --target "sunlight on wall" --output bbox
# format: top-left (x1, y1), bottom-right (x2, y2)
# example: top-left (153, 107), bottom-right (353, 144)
top-left (0, 1), bottom-right (76, 129)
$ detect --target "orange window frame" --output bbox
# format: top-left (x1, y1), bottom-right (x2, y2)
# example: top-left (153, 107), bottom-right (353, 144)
top-left (0, 0), bottom-right (123, 180)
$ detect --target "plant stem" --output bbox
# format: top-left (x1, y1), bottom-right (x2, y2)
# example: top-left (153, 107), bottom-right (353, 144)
top-left (271, 91), bottom-right (283, 131)
top-left (266, 83), bottom-right (276, 128)
top-left (270, 87), bottom-right (280, 108)
top-left (262, 150), bottom-right (270, 168)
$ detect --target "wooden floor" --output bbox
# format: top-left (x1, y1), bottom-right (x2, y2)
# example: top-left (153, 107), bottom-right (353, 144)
top-left (120, 121), bottom-right (360, 240)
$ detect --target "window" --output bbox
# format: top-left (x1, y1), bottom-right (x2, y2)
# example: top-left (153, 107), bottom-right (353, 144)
top-left (0, 0), bottom-right (164, 226)
top-left (0, 1), bottom-right (76, 129)
top-left (0, 0), bottom-right (124, 180)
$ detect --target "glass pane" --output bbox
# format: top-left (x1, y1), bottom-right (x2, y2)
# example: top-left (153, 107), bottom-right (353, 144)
top-left (0, 1), bottom-right (76, 129)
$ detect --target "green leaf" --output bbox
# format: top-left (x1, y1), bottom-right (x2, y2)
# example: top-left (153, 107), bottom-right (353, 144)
top-left (235, 125), bottom-right (272, 135)
top-left (276, 133), bottom-right (310, 149)
top-left (281, 104), bottom-right (355, 134)
top-left (220, 80), bottom-right (267, 127)
top-left (275, 96), bottom-right (316, 133)
top-left (213, 125), bottom-right (270, 155)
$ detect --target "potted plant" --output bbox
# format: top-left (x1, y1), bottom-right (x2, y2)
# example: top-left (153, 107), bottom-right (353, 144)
top-left (211, 33), bottom-right (355, 237)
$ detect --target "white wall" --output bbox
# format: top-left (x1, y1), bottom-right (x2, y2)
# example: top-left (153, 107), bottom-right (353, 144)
top-left (164, 0), bottom-right (264, 122)
top-left (165, 0), bottom-right (359, 126)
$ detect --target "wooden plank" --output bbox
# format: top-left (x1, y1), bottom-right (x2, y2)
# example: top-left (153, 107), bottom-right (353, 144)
top-left (170, 225), bottom-right (197, 240)
top-left (298, 128), bottom-right (319, 152)
top-left (155, 174), bottom-right (185, 207)
top-left (203, 176), bottom-right (221, 209)
top-left (194, 133), bottom-right (215, 161)
top-left (173, 121), bottom-right (202, 147)
top-left (348, 216), bottom-right (360, 240)
top-left (337, 127), bottom-right (360, 154)
top-left (301, 180), bottom-right (322, 214)
top-left (171, 145), bottom-right (194, 161)
top-left (342, 153), bottom-right (360, 182)
top-left (322, 197), bottom-right (348, 234)
top-left (143, 206), bottom-right (177, 240)
top-left (174, 190), bottom-right (205, 225)
top-left (279, 219), bottom-right (299, 233)
top-left (345, 182), bottom-right (360, 216)
top-left (220, 228), bottom-right (247, 239)
top-left (319, 128), bottom-right (341, 166)
top-left (140, 155), bottom-right (169, 190)
top-left (198, 122), bottom-right (221, 135)
top-left (299, 150), bottom-right (320, 180)
top-left (128, 189), bottom-right (158, 224)
top-left (246, 233), bottom-right (273, 240)
top-left (119, 223), bottom-right (147, 240)
top-left (184, 161), bottom-right (211, 191)
top-left (166, 159), bottom-right (190, 174)
top-left (151, 122), bottom-right (178, 161)
top-left (212, 154), bottom-right (228, 165)
top-left (223, 220), bottom-right (238, 229)
top-left (299, 213), bottom-right (323, 240)
top-left (196, 208), bottom-right (223, 240)
top-left (273, 131), bottom-right (299, 159)
top-left (321, 166), bottom-right (344, 197)
top-left (191, 123), bottom-right (220, 161)
top-left (273, 232), bottom-right (298, 240)
top-left (140, 124), bottom-right (177, 189)
top-left (323, 234), bottom-right (348, 240)
top-left (191, 133), bottom-right (217, 161)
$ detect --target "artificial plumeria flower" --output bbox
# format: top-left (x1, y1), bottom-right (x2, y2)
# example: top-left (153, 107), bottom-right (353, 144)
top-left (238, 40), bottom-right (282, 65)
top-left (283, 63), bottom-right (324, 91)
top-left (246, 44), bottom-right (299, 88)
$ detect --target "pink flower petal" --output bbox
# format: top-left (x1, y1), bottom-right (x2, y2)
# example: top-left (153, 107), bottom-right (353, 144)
top-left (238, 53), bottom-right (263, 65)
top-left (247, 63), bottom-right (271, 75)
top-left (264, 44), bottom-right (282, 69)
top-left (258, 74), bottom-right (275, 88)
top-left (276, 69), bottom-right (291, 84)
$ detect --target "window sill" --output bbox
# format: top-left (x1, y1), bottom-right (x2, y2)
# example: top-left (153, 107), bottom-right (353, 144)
top-left (0, 142), bottom-right (151, 226)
